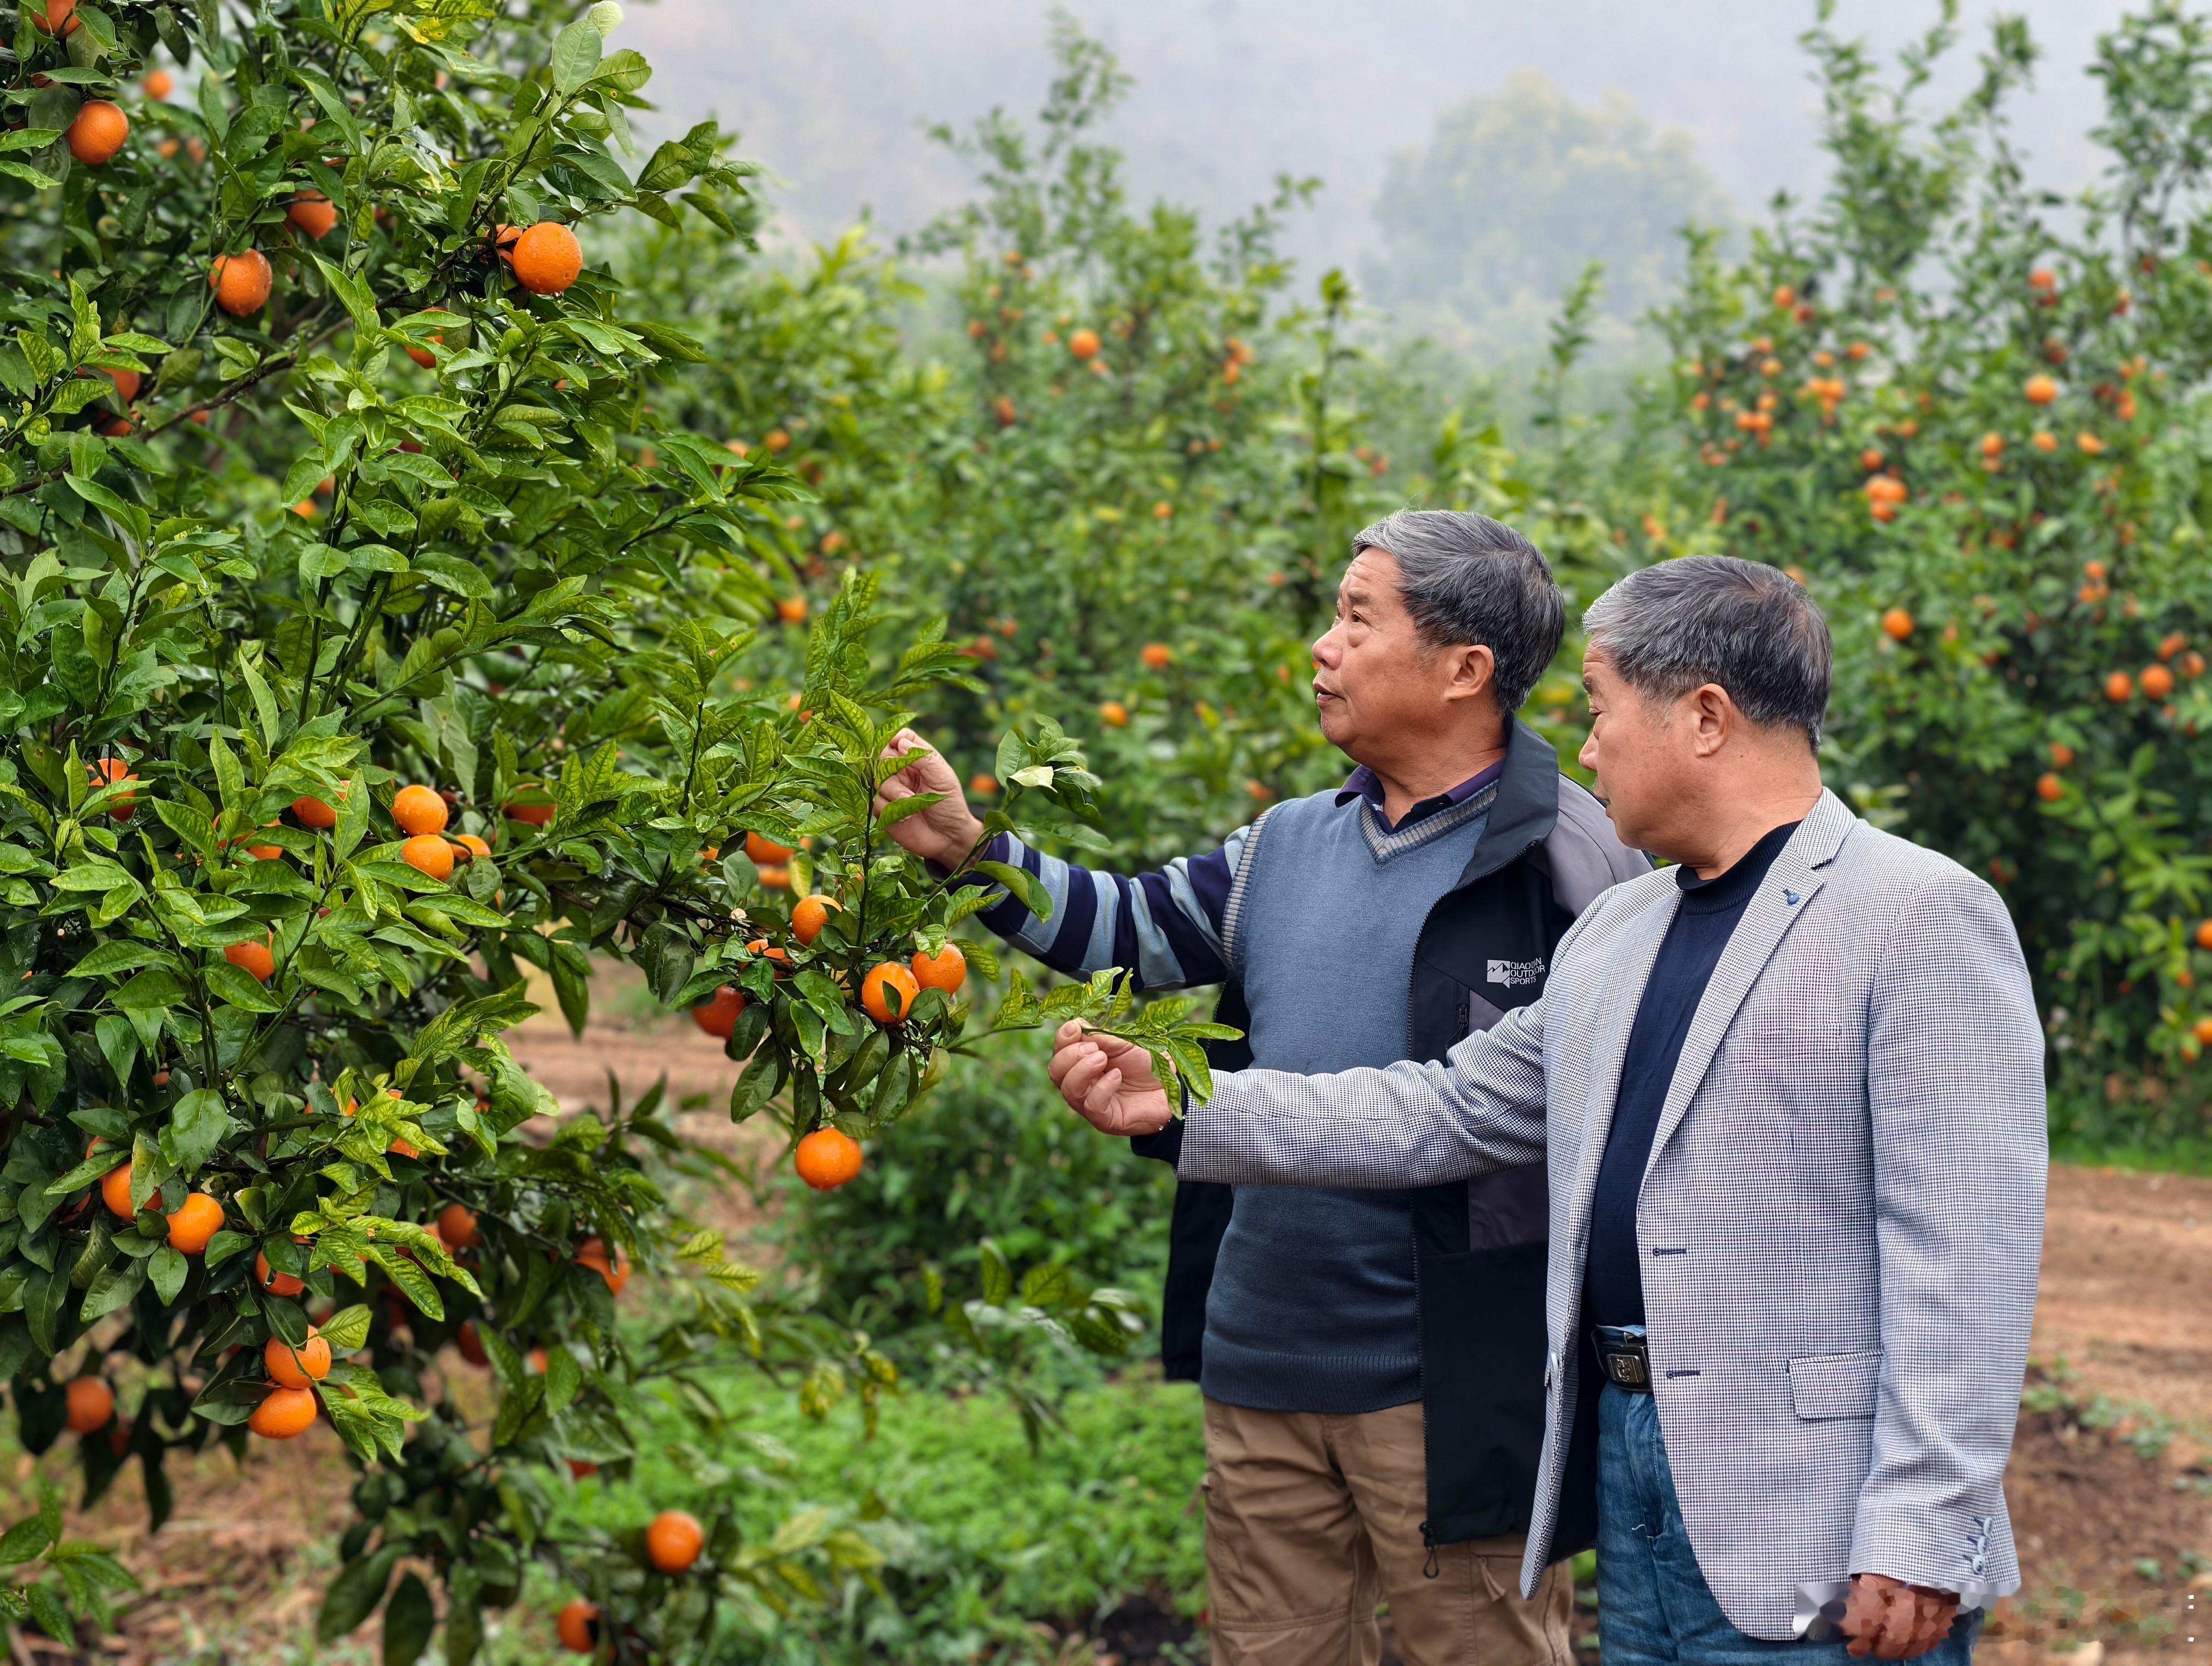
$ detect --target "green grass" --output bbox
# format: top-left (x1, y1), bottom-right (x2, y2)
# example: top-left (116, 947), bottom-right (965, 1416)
top-left (2051, 1138), bottom-right (2212, 1176)
top-left (557, 1367), bottom-right (1209, 1663)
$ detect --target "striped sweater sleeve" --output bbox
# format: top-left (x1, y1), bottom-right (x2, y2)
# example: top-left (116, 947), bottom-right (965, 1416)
top-left (965, 823), bottom-right (1259, 991)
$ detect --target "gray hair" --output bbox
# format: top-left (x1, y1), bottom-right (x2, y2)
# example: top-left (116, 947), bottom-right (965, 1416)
top-left (1581, 556), bottom-right (1831, 747)
top-left (1351, 510), bottom-right (1565, 711)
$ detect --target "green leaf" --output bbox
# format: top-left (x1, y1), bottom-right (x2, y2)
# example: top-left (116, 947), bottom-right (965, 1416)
top-left (973, 861), bottom-right (1052, 922)
top-left (383, 1571), bottom-right (435, 1666)
top-left (318, 1547), bottom-right (400, 1644)
top-left (979, 1238), bottom-right (1013, 1306)
top-left (320, 1304), bottom-right (371, 1351)
top-left (550, 17), bottom-right (603, 92)
top-left (147, 1246), bottom-right (187, 1304)
top-left (169, 1090), bottom-right (234, 1174)
top-left (205, 961), bottom-right (282, 1013)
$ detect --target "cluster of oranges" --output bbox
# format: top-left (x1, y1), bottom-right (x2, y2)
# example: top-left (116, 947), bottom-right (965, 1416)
top-left (554, 1511), bottom-right (705, 1649)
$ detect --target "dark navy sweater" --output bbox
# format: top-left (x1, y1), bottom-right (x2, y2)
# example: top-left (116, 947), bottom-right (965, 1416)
top-left (1581, 821), bottom-right (1801, 1331)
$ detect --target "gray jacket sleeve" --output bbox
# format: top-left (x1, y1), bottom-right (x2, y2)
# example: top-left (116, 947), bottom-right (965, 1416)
top-left (1848, 862), bottom-right (2047, 1599)
top-left (1175, 990), bottom-right (1551, 1188)
top-left (1545, 775), bottom-right (1652, 913)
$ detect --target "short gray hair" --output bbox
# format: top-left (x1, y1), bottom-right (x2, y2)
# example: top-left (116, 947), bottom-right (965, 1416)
top-left (1581, 556), bottom-right (1831, 747)
top-left (1351, 510), bottom-right (1565, 711)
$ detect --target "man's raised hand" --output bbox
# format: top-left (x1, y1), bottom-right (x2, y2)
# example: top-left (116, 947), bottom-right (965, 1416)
top-left (1049, 1020), bottom-right (1176, 1136)
top-left (875, 728), bottom-right (988, 869)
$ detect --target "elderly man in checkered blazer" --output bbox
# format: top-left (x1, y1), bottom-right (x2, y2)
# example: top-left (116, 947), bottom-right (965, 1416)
top-left (1051, 556), bottom-right (2047, 1664)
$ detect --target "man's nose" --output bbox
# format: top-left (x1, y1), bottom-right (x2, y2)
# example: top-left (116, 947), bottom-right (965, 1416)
top-left (1311, 624), bottom-right (1339, 666)
top-left (1578, 730), bottom-right (1598, 771)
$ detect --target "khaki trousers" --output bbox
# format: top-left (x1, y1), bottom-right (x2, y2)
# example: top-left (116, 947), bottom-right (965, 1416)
top-left (1201, 1397), bottom-right (1572, 1666)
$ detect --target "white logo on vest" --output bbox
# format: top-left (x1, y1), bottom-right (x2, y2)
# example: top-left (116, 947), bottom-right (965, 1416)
top-left (1487, 957), bottom-right (1546, 989)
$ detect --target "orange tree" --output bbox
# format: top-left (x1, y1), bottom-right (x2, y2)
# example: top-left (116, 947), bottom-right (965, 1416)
top-left (0, 0), bottom-right (1225, 1657)
top-left (1618, 1), bottom-right (2212, 1146)
top-left (623, 22), bottom-right (1439, 869)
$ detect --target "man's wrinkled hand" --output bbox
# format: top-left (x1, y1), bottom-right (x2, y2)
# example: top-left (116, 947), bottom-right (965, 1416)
top-left (1840, 1572), bottom-right (1959, 1660)
top-left (1047, 1020), bottom-right (1175, 1136)
top-left (874, 728), bottom-right (988, 869)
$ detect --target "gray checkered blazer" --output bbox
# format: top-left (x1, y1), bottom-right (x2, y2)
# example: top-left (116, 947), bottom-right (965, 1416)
top-left (1178, 791), bottom-right (2047, 1641)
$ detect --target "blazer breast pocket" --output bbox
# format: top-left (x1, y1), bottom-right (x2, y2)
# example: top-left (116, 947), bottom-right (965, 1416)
top-left (1787, 1349), bottom-right (1882, 1420)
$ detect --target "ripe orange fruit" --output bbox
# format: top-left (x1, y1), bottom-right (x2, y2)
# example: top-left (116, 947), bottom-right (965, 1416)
top-left (557, 1600), bottom-right (601, 1653)
top-left (226, 938), bottom-right (275, 983)
top-left (209, 249), bottom-right (274, 317)
top-left (35, 0), bottom-right (79, 33)
top-left (511, 222), bottom-right (583, 295)
top-left (2024, 373), bottom-right (2059, 405)
top-left (1881, 608), bottom-right (1914, 642)
top-left (2184, 651), bottom-right (2208, 680)
top-left (911, 943), bottom-right (966, 992)
top-left (2032, 430), bottom-right (2058, 452)
top-left (402, 834), bottom-right (454, 881)
top-left (265, 1328), bottom-right (331, 1388)
top-left (2158, 632), bottom-right (2187, 661)
top-left (992, 396), bottom-right (1017, 427)
top-left (744, 831), bottom-right (794, 864)
top-left (2106, 670), bottom-right (2135, 702)
top-left (575, 1236), bottom-right (629, 1295)
top-left (792, 895), bottom-right (838, 944)
top-left (794, 1127), bottom-right (864, 1191)
top-left (105, 367), bottom-right (141, 403)
top-left (646, 1509), bottom-right (705, 1574)
top-left (504, 785), bottom-right (555, 828)
top-left (1859, 448), bottom-right (1884, 472)
top-left (292, 794), bottom-right (338, 829)
top-left (969, 773), bottom-right (999, 796)
top-left (1152, 500), bottom-right (1173, 520)
top-left (67, 100), bottom-right (128, 165)
top-left (2143, 663), bottom-right (2175, 700)
top-left (2198, 920), bottom-right (2212, 952)
top-left (248, 1385), bottom-right (318, 1439)
top-left (89, 757), bottom-right (138, 819)
top-left (861, 962), bottom-right (921, 1023)
top-left (776, 596), bottom-right (808, 624)
top-left (2195, 1016), bottom-right (2212, 1047)
top-left (256, 1249), bottom-right (305, 1297)
top-left (1098, 700), bottom-right (1130, 727)
top-left (436, 1203), bottom-right (479, 1251)
top-left (2029, 267), bottom-right (2056, 291)
top-left (456, 1321), bottom-right (490, 1367)
top-left (2035, 773), bottom-right (2063, 803)
top-left (764, 428), bottom-right (791, 452)
top-left (756, 864), bottom-right (792, 890)
top-left (392, 784), bottom-right (448, 836)
top-left (144, 69), bottom-right (173, 99)
top-left (1140, 643), bottom-right (1172, 670)
top-left (2049, 742), bottom-right (2076, 768)
top-left (1981, 432), bottom-right (2005, 457)
top-left (64, 1377), bottom-right (113, 1433)
top-left (1068, 327), bottom-right (1102, 361)
top-left (453, 833), bottom-right (491, 860)
top-left (286, 192), bottom-right (338, 239)
top-left (101, 1159), bottom-right (137, 1219)
top-left (2077, 432), bottom-right (2106, 456)
top-left (166, 1191), bottom-right (224, 1254)
top-left (691, 985), bottom-right (745, 1039)
top-left (569, 1459), bottom-right (599, 1479)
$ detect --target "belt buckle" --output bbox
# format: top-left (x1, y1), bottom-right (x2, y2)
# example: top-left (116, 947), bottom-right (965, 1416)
top-left (1592, 1324), bottom-right (1651, 1391)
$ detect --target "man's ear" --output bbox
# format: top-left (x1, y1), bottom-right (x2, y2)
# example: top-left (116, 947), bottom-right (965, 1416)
top-left (1442, 644), bottom-right (1498, 706)
top-left (1686, 682), bottom-right (1735, 757)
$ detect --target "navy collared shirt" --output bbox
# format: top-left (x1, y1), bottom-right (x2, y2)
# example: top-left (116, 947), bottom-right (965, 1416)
top-left (1335, 759), bottom-right (1507, 836)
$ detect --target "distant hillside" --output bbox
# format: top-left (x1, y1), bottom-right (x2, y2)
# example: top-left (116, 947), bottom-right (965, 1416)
top-left (619, 0), bottom-right (2133, 343)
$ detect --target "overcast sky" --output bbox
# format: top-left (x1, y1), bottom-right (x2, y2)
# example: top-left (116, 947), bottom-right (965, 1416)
top-left (616, 0), bottom-right (2139, 274)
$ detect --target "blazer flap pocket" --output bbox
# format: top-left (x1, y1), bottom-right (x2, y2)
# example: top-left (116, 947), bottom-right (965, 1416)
top-left (1787, 1349), bottom-right (1882, 1420)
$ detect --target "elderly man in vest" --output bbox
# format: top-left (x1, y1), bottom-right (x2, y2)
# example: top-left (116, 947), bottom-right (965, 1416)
top-left (1052, 556), bottom-right (2046, 1665)
top-left (880, 510), bottom-right (1646, 1665)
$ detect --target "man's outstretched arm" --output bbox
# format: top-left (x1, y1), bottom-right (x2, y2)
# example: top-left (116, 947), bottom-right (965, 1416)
top-left (1049, 998), bottom-right (1552, 1189)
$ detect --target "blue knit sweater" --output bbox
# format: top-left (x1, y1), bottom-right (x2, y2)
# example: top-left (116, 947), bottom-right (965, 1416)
top-left (973, 772), bottom-right (1498, 1412)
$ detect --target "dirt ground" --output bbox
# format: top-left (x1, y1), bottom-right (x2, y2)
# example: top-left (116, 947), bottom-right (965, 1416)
top-left (5, 997), bottom-right (2208, 1662)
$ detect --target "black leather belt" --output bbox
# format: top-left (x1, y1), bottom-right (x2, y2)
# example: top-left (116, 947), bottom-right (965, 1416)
top-left (1592, 1324), bottom-right (1652, 1392)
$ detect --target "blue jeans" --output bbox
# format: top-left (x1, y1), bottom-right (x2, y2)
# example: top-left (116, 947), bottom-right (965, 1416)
top-left (1596, 1384), bottom-right (1978, 1664)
